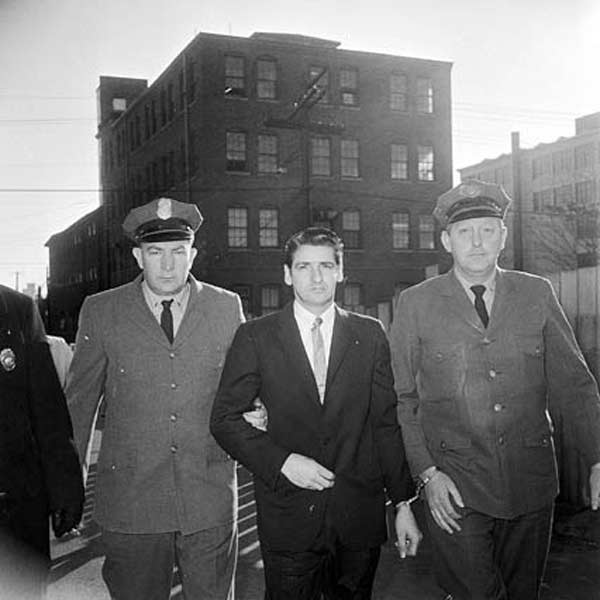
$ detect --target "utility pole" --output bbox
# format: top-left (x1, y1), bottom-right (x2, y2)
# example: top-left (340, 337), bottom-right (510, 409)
top-left (13, 271), bottom-right (20, 292)
top-left (264, 70), bottom-right (344, 226)
top-left (511, 131), bottom-right (523, 270)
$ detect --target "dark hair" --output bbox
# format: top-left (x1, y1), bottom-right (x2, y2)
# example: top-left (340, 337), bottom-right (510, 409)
top-left (283, 227), bottom-right (344, 268)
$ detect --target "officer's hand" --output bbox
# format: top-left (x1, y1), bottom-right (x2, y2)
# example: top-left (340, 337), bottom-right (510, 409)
top-left (242, 398), bottom-right (268, 432)
top-left (590, 462), bottom-right (600, 510)
top-left (424, 471), bottom-right (464, 533)
top-left (394, 503), bottom-right (423, 559)
top-left (52, 505), bottom-right (82, 538)
top-left (280, 453), bottom-right (335, 491)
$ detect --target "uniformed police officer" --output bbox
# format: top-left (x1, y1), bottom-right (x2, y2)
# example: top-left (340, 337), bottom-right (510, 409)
top-left (389, 180), bottom-right (600, 599)
top-left (66, 198), bottom-right (245, 600)
top-left (0, 285), bottom-right (83, 599)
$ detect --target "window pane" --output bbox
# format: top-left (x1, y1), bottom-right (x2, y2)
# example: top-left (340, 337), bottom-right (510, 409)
top-left (418, 145), bottom-right (434, 181)
top-left (310, 66), bottom-right (329, 103)
top-left (341, 139), bottom-right (359, 177)
top-left (258, 134), bottom-right (278, 173)
top-left (416, 77), bottom-right (433, 113)
top-left (390, 74), bottom-right (408, 111)
top-left (257, 59), bottom-right (277, 99)
top-left (226, 132), bottom-right (247, 172)
top-left (261, 285), bottom-right (280, 314)
top-left (342, 210), bottom-right (360, 248)
top-left (225, 55), bottom-right (245, 96)
top-left (311, 138), bottom-right (331, 176)
top-left (343, 283), bottom-right (362, 310)
top-left (340, 68), bottom-right (358, 106)
top-left (391, 144), bottom-right (408, 180)
top-left (259, 208), bottom-right (278, 247)
top-left (392, 212), bottom-right (410, 248)
top-left (419, 215), bottom-right (435, 249)
top-left (228, 208), bottom-right (248, 247)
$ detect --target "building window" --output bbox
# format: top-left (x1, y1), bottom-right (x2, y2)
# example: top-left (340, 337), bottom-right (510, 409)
top-left (342, 210), bottom-right (361, 248)
top-left (226, 132), bottom-right (247, 172)
top-left (575, 180), bottom-right (595, 206)
top-left (227, 208), bottom-right (248, 248)
top-left (259, 208), bottom-right (279, 247)
top-left (339, 67), bottom-right (358, 106)
top-left (261, 285), bottom-right (280, 315)
top-left (390, 74), bottom-right (408, 111)
top-left (231, 285), bottom-right (251, 317)
top-left (311, 137), bottom-right (331, 176)
top-left (309, 66), bottom-right (329, 103)
top-left (340, 139), bottom-right (359, 178)
top-left (575, 143), bottom-right (594, 171)
top-left (258, 134), bottom-right (278, 174)
top-left (553, 184), bottom-right (573, 207)
top-left (257, 58), bottom-right (277, 100)
top-left (392, 212), bottom-right (410, 248)
top-left (343, 283), bottom-right (363, 312)
top-left (391, 144), bottom-right (408, 180)
top-left (225, 55), bottom-right (246, 97)
top-left (417, 145), bottom-right (434, 181)
top-left (416, 77), bottom-right (434, 113)
top-left (418, 215), bottom-right (435, 249)
top-left (552, 149), bottom-right (572, 175)
top-left (87, 222), bottom-right (97, 237)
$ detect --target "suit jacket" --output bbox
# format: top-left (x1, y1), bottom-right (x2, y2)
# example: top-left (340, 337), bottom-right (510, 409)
top-left (210, 302), bottom-right (412, 552)
top-left (389, 268), bottom-right (600, 518)
top-left (66, 275), bottom-right (243, 534)
top-left (0, 285), bottom-right (83, 511)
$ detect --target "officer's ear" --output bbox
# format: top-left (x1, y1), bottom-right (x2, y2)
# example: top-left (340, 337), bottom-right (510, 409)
top-left (132, 246), bottom-right (144, 270)
top-left (441, 229), bottom-right (452, 253)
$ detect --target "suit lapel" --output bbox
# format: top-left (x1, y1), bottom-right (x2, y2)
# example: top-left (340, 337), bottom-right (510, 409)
top-left (277, 303), bottom-right (323, 407)
top-left (487, 269), bottom-right (516, 334)
top-left (439, 271), bottom-right (483, 332)
top-left (172, 276), bottom-right (206, 348)
top-left (123, 275), bottom-right (172, 348)
top-left (326, 307), bottom-right (354, 392)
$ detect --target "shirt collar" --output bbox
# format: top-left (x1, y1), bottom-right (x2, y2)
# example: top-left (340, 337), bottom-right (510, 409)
top-left (141, 279), bottom-right (190, 308)
top-left (454, 268), bottom-right (497, 295)
top-left (293, 301), bottom-right (336, 329)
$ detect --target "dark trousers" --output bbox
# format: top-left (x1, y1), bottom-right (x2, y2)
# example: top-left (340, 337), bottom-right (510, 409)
top-left (0, 492), bottom-right (50, 600)
top-left (101, 522), bottom-right (237, 600)
top-left (262, 528), bottom-right (381, 600)
top-left (425, 504), bottom-right (554, 600)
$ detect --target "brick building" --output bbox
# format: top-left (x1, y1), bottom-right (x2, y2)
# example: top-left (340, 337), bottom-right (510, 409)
top-left (459, 111), bottom-right (600, 275)
top-left (47, 31), bottom-right (453, 332)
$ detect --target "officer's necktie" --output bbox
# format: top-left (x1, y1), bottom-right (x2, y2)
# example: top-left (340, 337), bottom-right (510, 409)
top-left (470, 285), bottom-right (489, 328)
top-left (160, 299), bottom-right (174, 343)
top-left (311, 317), bottom-right (327, 403)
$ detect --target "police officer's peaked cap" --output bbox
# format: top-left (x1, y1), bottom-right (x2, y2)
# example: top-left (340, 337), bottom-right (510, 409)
top-left (122, 198), bottom-right (203, 244)
top-left (433, 180), bottom-right (511, 229)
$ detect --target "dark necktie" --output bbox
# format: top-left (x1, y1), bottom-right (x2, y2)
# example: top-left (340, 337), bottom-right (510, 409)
top-left (470, 285), bottom-right (489, 328)
top-left (160, 299), bottom-right (174, 343)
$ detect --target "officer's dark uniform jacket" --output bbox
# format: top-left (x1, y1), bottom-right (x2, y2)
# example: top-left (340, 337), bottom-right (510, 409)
top-left (0, 285), bottom-right (83, 516)
top-left (390, 269), bottom-right (600, 519)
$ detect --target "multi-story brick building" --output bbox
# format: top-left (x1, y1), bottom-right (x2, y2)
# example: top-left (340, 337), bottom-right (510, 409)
top-left (45, 208), bottom-right (104, 340)
top-left (459, 112), bottom-right (600, 275)
top-left (47, 31), bottom-right (453, 331)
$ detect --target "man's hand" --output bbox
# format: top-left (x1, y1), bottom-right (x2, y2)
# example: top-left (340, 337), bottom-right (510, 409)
top-left (394, 504), bottom-right (423, 559)
top-left (242, 398), bottom-right (268, 432)
top-left (280, 453), bottom-right (335, 491)
top-left (51, 505), bottom-right (83, 538)
top-left (590, 462), bottom-right (600, 510)
top-left (424, 470), bottom-right (464, 533)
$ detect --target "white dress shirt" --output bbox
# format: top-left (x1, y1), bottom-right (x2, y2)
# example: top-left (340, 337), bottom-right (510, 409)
top-left (293, 301), bottom-right (336, 375)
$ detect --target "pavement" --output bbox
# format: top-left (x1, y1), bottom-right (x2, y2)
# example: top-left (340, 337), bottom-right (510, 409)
top-left (48, 430), bottom-right (600, 599)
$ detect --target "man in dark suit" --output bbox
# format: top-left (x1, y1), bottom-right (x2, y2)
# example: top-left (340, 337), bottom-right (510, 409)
top-left (211, 227), bottom-right (421, 600)
top-left (67, 198), bottom-right (245, 600)
top-left (0, 285), bottom-right (84, 599)
top-left (389, 180), bottom-right (600, 599)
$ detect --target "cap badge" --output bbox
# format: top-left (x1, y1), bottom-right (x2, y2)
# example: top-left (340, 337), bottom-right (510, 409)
top-left (0, 347), bottom-right (16, 372)
top-left (156, 198), bottom-right (172, 220)
top-left (459, 183), bottom-right (480, 198)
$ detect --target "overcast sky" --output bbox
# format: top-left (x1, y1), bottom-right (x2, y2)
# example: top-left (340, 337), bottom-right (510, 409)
top-left (0, 0), bottom-right (598, 289)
